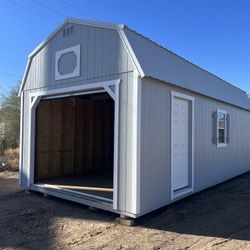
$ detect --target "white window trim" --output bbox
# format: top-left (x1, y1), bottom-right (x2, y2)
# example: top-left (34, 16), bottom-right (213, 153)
top-left (216, 109), bottom-right (227, 148)
top-left (27, 79), bottom-right (120, 210)
top-left (55, 44), bottom-right (80, 80)
top-left (170, 91), bottom-right (194, 200)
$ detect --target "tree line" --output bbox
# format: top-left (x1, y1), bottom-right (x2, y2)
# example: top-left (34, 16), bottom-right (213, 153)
top-left (0, 84), bottom-right (20, 155)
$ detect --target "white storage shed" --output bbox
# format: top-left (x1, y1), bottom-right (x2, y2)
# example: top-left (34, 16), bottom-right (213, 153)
top-left (19, 19), bottom-right (250, 218)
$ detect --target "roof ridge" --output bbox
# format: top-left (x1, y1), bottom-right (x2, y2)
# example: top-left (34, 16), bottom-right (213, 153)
top-left (67, 17), bottom-right (124, 29)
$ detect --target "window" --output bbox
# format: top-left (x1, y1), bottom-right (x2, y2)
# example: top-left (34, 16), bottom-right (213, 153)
top-left (217, 109), bottom-right (227, 147)
top-left (55, 44), bottom-right (80, 81)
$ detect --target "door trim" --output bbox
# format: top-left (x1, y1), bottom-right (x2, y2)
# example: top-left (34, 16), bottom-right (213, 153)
top-left (27, 79), bottom-right (120, 210)
top-left (171, 91), bottom-right (194, 200)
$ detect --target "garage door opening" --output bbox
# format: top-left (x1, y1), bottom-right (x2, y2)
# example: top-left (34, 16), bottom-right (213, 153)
top-left (34, 92), bottom-right (114, 202)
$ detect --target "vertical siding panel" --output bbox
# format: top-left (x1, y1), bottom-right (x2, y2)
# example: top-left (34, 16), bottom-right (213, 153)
top-left (87, 26), bottom-right (95, 79)
top-left (209, 101), bottom-right (213, 186)
top-left (118, 37), bottom-right (128, 74)
top-left (194, 97), bottom-right (201, 190)
top-left (110, 31), bottom-right (119, 76)
top-left (49, 32), bottom-right (56, 89)
top-left (35, 53), bottom-right (38, 90)
top-left (94, 27), bottom-right (102, 77)
top-left (140, 79), bottom-right (171, 213)
top-left (100, 28), bottom-right (109, 76)
top-left (80, 25), bottom-right (88, 83)
top-left (40, 49), bottom-right (45, 89)
top-left (33, 54), bottom-right (37, 90)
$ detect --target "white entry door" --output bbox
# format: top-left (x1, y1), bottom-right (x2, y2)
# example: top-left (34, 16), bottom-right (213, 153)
top-left (172, 97), bottom-right (189, 191)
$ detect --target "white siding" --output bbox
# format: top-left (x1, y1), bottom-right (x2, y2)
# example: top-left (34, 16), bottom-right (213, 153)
top-left (20, 23), bottom-right (137, 215)
top-left (24, 23), bottom-right (133, 91)
top-left (140, 77), bottom-right (250, 215)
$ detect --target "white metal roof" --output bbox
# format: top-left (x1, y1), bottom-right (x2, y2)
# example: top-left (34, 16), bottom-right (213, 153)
top-left (19, 18), bottom-right (250, 110)
top-left (123, 27), bottom-right (250, 110)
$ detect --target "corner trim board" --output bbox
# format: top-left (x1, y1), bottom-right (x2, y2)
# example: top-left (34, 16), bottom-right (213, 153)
top-left (130, 72), bottom-right (141, 214)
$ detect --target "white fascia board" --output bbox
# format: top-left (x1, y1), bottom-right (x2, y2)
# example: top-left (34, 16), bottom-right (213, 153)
top-left (18, 58), bottom-right (32, 97)
top-left (118, 28), bottom-right (145, 78)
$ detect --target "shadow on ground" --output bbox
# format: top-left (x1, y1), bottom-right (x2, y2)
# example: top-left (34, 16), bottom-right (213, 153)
top-left (137, 172), bottom-right (250, 241)
top-left (1, 171), bottom-right (250, 249)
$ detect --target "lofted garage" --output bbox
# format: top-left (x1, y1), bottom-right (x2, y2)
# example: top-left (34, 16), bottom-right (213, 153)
top-left (19, 18), bottom-right (250, 219)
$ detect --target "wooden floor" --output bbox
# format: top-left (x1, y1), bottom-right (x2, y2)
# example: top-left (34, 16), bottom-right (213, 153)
top-left (36, 172), bottom-right (113, 200)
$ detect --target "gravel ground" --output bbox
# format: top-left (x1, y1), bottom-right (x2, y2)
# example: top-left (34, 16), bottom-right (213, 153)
top-left (1, 171), bottom-right (250, 250)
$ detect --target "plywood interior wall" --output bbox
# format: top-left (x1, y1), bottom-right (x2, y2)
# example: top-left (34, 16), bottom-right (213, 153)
top-left (35, 93), bottom-right (114, 180)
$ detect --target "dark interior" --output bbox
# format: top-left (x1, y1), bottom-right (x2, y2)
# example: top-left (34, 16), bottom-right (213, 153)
top-left (34, 92), bottom-right (114, 200)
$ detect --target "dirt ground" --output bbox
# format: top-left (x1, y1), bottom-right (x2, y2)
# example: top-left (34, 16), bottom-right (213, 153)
top-left (1, 172), bottom-right (250, 250)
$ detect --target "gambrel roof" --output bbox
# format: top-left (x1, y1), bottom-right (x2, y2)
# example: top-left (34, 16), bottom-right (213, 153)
top-left (19, 18), bottom-right (250, 110)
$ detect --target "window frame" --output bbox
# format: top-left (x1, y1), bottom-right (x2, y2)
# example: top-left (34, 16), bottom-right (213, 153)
top-left (55, 44), bottom-right (80, 81)
top-left (216, 109), bottom-right (227, 148)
